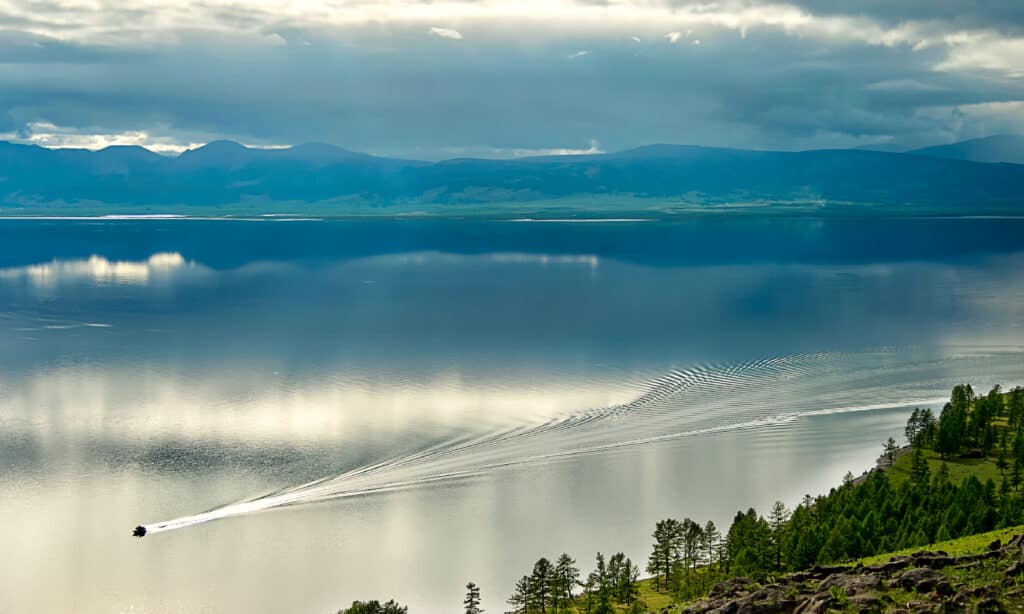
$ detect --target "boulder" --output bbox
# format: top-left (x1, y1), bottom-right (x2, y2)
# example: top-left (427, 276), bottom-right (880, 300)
top-left (709, 577), bottom-right (755, 599)
top-left (974, 597), bottom-right (1008, 614)
top-left (818, 572), bottom-right (882, 595)
top-left (866, 556), bottom-right (914, 574)
top-left (891, 567), bottom-right (944, 592)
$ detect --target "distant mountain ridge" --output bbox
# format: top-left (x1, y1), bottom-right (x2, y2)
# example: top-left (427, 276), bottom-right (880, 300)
top-left (1, 137), bottom-right (1023, 210)
top-left (910, 135), bottom-right (1024, 165)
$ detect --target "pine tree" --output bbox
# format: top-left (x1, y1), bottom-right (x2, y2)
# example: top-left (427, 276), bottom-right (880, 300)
top-left (552, 553), bottom-right (579, 611)
top-left (883, 437), bottom-right (898, 466)
top-left (702, 520), bottom-right (720, 572)
top-left (590, 553), bottom-right (614, 614)
top-left (506, 577), bottom-right (530, 614)
top-left (463, 582), bottom-right (483, 614)
top-left (528, 558), bottom-right (554, 613)
top-left (648, 519), bottom-right (681, 590)
top-left (768, 500), bottom-right (790, 571)
top-left (910, 447), bottom-right (931, 487)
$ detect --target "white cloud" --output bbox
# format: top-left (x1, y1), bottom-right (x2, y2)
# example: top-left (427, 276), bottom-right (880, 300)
top-left (17, 122), bottom-right (202, 153)
top-left (692, 39), bottom-right (702, 45)
top-left (631, 36), bottom-right (641, 42)
top-left (420, 139), bottom-right (604, 160)
top-left (0, 0), bottom-right (1021, 81)
top-left (568, 50), bottom-right (589, 59)
top-left (429, 26), bottom-right (463, 40)
top-left (10, 121), bottom-right (293, 153)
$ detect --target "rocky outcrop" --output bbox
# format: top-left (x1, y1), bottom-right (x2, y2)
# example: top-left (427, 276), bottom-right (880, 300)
top-left (677, 534), bottom-right (1024, 614)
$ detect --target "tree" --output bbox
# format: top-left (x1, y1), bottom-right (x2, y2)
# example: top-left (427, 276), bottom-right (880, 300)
top-left (648, 518), bottom-right (682, 590)
top-left (727, 508), bottom-right (772, 577)
top-left (883, 437), bottom-right (898, 467)
top-left (618, 557), bottom-right (640, 604)
top-left (910, 447), bottom-right (931, 487)
top-left (905, 408), bottom-right (921, 446)
top-left (552, 553), bottom-right (579, 612)
top-left (464, 582), bottom-right (483, 614)
top-left (702, 520), bottom-right (721, 571)
top-left (337, 601), bottom-right (407, 614)
top-left (578, 577), bottom-right (595, 614)
top-left (589, 553), bottom-right (614, 614)
top-left (506, 576), bottom-right (530, 614)
top-left (768, 500), bottom-right (790, 571)
top-left (681, 518), bottom-right (705, 580)
top-left (998, 448), bottom-right (1009, 475)
top-left (529, 558), bottom-right (554, 613)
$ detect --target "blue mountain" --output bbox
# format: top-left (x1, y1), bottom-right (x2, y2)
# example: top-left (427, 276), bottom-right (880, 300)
top-left (1, 139), bottom-right (1023, 210)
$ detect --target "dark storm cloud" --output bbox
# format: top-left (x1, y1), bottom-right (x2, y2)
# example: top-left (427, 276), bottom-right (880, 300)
top-left (0, 1), bottom-right (1022, 156)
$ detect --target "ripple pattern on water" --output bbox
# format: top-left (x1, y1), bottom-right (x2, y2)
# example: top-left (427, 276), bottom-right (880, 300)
top-left (142, 347), bottom-right (1021, 534)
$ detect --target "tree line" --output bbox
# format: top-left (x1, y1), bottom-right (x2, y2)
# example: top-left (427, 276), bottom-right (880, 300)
top-left (505, 551), bottom-right (644, 614)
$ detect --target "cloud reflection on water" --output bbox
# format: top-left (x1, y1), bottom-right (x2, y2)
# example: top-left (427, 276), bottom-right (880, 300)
top-left (0, 252), bottom-right (189, 288)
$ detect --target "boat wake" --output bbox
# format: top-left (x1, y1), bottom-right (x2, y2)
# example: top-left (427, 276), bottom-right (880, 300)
top-left (137, 349), bottom-right (977, 535)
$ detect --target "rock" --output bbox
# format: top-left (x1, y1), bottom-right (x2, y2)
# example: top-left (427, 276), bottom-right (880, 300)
top-left (1006, 560), bottom-right (1024, 577)
top-left (709, 577), bottom-right (754, 599)
top-left (912, 553), bottom-right (956, 569)
top-left (933, 579), bottom-right (956, 596)
top-left (818, 572), bottom-right (882, 595)
top-left (974, 597), bottom-right (1008, 614)
top-left (866, 556), bottom-right (914, 574)
top-left (938, 601), bottom-right (968, 614)
top-left (801, 564), bottom-right (849, 580)
top-left (988, 539), bottom-right (1003, 551)
top-left (891, 567), bottom-right (944, 592)
top-left (793, 592), bottom-right (832, 614)
top-left (848, 591), bottom-right (887, 612)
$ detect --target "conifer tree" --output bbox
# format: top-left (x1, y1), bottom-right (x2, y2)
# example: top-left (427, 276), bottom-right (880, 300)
top-left (506, 577), bottom-right (530, 614)
top-left (883, 437), bottom-right (898, 466)
top-left (463, 582), bottom-right (483, 614)
top-left (768, 500), bottom-right (789, 571)
top-left (528, 558), bottom-right (554, 613)
top-left (552, 553), bottom-right (579, 611)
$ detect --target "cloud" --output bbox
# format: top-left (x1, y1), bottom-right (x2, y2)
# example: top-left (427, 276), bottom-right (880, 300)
top-left (15, 121), bottom-right (205, 153)
top-left (568, 50), bottom-right (589, 59)
top-left (429, 26), bottom-right (463, 40)
top-left (0, 1), bottom-right (1023, 157)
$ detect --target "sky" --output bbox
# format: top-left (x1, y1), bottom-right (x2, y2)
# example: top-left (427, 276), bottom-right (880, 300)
top-left (1, 0), bottom-right (1023, 159)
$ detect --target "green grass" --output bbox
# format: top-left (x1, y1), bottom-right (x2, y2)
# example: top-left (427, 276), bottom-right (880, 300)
top-left (887, 446), bottom-right (1008, 487)
top-left (635, 578), bottom-right (674, 612)
top-left (856, 524), bottom-right (1024, 566)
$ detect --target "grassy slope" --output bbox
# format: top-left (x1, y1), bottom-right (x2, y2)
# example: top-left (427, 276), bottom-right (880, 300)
top-left (857, 524), bottom-right (1024, 566)
top-left (887, 446), bottom-right (1008, 487)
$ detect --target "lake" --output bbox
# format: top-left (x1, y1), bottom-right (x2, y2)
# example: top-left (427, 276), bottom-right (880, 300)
top-left (2, 216), bottom-right (1023, 613)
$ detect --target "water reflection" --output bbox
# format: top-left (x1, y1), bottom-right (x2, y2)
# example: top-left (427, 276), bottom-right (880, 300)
top-left (1, 219), bottom-right (1024, 613)
top-left (0, 252), bottom-right (189, 289)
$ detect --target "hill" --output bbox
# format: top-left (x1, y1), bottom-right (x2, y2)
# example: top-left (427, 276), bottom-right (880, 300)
top-left (911, 134), bottom-right (1024, 165)
top-left (685, 528), bottom-right (1024, 613)
top-left (2, 141), bottom-right (1024, 212)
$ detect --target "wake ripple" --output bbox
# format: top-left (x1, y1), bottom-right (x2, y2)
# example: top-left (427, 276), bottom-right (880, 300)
top-left (139, 350), bottom-right (974, 534)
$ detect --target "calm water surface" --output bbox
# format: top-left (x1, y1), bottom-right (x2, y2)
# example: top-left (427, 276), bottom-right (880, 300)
top-left (2, 217), bottom-right (1023, 613)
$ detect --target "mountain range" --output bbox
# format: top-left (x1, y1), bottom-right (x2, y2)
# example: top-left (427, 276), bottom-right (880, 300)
top-left (1, 135), bottom-right (1023, 211)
